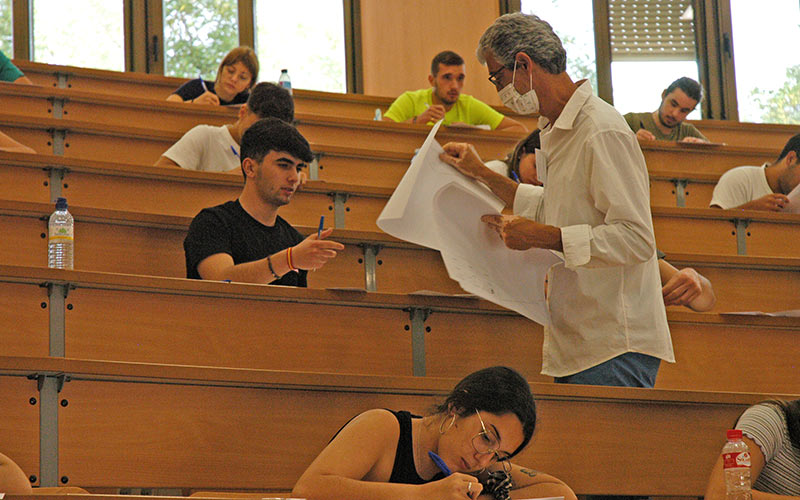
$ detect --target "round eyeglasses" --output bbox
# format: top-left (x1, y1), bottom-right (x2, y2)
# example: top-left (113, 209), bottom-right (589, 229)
top-left (472, 409), bottom-right (511, 473)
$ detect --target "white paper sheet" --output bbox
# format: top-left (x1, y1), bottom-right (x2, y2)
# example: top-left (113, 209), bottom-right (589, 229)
top-left (783, 182), bottom-right (800, 214)
top-left (721, 309), bottom-right (800, 317)
top-left (377, 120), bottom-right (563, 325)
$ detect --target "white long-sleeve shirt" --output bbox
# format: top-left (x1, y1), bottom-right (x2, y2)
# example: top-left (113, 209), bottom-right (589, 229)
top-left (514, 81), bottom-right (674, 377)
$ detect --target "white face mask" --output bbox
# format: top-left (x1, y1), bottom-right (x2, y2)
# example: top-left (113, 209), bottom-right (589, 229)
top-left (497, 59), bottom-right (540, 115)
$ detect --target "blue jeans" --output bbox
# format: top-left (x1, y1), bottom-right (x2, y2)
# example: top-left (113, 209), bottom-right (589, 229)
top-left (554, 352), bottom-right (661, 388)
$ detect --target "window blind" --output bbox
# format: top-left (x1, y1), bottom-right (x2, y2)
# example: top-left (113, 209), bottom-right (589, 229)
top-left (608, 0), bottom-right (697, 61)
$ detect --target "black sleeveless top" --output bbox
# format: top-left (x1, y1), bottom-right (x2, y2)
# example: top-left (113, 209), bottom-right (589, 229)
top-left (388, 410), bottom-right (444, 484)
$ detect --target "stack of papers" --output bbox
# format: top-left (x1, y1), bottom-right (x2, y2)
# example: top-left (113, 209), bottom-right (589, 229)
top-left (377, 121), bottom-right (562, 326)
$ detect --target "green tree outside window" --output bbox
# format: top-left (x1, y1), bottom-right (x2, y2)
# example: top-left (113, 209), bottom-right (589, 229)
top-left (164, 0), bottom-right (239, 79)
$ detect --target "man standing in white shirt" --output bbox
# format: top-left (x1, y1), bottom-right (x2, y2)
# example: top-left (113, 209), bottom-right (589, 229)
top-left (155, 82), bottom-right (294, 172)
top-left (439, 12), bottom-right (673, 387)
top-left (710, 133), bottom-right (800, 211)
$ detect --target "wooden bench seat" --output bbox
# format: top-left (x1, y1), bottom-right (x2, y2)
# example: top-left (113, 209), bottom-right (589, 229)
top-left (1, 264), bottom-right (798, 393)
top-left (1, 355), bottom-right (795, 495)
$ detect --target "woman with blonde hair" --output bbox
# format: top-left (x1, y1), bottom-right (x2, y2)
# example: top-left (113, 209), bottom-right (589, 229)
top-left (167, 46), bottom-right (259, 106)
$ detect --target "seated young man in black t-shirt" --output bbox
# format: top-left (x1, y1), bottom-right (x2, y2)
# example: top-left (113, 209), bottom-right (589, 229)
top-left (183, 118), bottom-right (344, 285)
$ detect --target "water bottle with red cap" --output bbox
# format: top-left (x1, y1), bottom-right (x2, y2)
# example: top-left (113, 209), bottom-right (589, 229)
top-left (722, 429), bottom-right (752, 500)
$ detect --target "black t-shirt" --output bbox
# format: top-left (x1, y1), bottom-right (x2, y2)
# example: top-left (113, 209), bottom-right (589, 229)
top-left (184, 200), bottom-right (307, 286)
top-left (172, 78), bottom-right (250, 106)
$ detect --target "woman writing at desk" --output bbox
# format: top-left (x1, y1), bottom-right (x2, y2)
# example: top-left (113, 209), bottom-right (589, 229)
top-left (292, 366), bottom-right (576, 500)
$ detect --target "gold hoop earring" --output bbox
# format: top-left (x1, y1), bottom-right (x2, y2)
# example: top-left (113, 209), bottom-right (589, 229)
top-left (439, 414), bottom-right (456, 434)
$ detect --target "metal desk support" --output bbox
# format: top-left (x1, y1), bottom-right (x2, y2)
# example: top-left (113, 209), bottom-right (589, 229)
top-left (673, 179), bottom-right (688, 207)
top-left (735, 219), bottom-right (750, 255)
top-left (408, 308), bottom-right (431, 376)
top-left (46, 283), bottom-right (69, 357)
top-left (361, 244), bottom-right (381, 291)
top-left (33, 373), bottom-right (66, 487)
top-left (309, 153), bottom-right (321, 181)
top-left (332, 192), bottom-right (349, 228)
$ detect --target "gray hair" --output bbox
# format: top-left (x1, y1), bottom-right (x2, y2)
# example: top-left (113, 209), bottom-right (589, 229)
top-left (477, 13), bottom-right (567, 75)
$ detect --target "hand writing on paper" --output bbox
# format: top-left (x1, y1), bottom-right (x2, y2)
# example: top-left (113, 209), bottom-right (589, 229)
top-left (421, 474), bottom-right (483, 500)
top-left (635, 128), bottom-right (656, 141)
top-left (679, 136), bottom-right (708, 144)
top-left (193, 90), bottom-right (220, 105)
top-left (481, 214), bottom-right (562, 252)
top-left (740, 193), bottom-right (790, 212)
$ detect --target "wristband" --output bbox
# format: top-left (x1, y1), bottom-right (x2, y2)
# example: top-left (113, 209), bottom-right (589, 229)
top-left (286, 247), bottom-right (298, 272)
top-left (266, 254), bottom-right (280, 280)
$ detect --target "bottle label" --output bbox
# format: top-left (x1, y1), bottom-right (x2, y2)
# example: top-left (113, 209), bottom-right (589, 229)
top-left (50, 226), bottom-right (74, 240)
top-left (50, 225), bottom-right (74, 239)
top-left (723, 451), bottom-right (751, 469)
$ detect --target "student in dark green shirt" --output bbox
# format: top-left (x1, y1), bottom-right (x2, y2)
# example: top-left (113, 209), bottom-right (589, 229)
top-left (623, 77), bottom-right (709, 143)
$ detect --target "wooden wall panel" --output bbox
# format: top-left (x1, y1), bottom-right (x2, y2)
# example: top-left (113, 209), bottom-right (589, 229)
top-left (360, 0), bottom-right (502, 106)
top-left (64, 287), bottom-right (415, 376)
top-left (57, 379), bottom-right (433, 489)
top-left (0, 376), bottom-right (41, 486)
top-left (0, 283), bottom-right (49, 357)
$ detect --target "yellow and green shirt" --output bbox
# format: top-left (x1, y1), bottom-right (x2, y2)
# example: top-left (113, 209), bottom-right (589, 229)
top-left (384, 88), bottom-right (505, 129)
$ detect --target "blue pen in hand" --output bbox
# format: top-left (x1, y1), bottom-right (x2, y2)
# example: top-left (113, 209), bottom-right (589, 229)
top-left (510, 170), bottom-right (521, 183)
top-left (428, 451), bottom-right (452, 476)
top-left (317, 216), bottom-right (325, 238)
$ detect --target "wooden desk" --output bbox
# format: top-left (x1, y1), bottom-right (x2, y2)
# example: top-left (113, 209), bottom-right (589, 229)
top-left (10, 60), bottom-right (534, 128)
top-left (0, 82), bottom-right (235, 131)
top-left (652, 206), bottom-right (800, 258)
top-left (1, 355), bottom-right (795, 495)
top-left (0, 112), bottom-right (523, 164)
top-left (691, 119), bottom-right (800, 150)
top-left (0, 264), bottom-right (798, 393)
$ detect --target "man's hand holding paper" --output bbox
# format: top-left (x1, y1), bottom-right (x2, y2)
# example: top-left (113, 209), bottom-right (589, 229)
top-left (481, 214), bottom-right (563, 252)
top-left (439, 142), bottom-right (488, 180)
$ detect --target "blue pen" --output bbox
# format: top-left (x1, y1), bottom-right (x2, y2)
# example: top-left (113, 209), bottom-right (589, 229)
top-left (199, 72), bottom-right (208, 93)
top-left (428, 451), bottom-right (451, 476)
top-left (230, 145), bottom-right (239, 158)
top-left (510, 170), bottom-right (520, 183)
top-left (317, 215), bottom-right (325, 238)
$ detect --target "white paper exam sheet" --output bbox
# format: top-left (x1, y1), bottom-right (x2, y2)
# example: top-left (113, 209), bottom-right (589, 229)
top-left (376, 121), bottom-right (563, 325)
top-left (783, 181), bottom-right (800, 214)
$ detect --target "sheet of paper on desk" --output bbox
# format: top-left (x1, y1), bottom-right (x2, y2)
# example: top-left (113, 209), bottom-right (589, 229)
top-left (377, 120), bottom-right (563, 326)
top-left (783, 182), bottom-right (800, 214)
top-left (721, 309), bottom-right (800, 317)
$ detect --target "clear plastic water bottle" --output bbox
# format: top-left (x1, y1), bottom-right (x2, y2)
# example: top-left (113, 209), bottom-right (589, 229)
top-left (278, 69), bottom-right (292, 95)
top-left (48, 197), bottom-right (74, 269)
top-left (722, 429), bottom-right (752, 500)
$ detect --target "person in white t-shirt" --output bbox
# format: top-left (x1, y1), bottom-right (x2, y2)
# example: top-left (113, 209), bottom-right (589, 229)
top-left (155, 82), bottom-right (294, 173)
top-left (710, 133), bottom-right (800, 211)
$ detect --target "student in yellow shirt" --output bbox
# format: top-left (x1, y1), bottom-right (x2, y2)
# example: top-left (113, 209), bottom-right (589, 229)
top-left (383, 50), bottom-right (526, 133)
